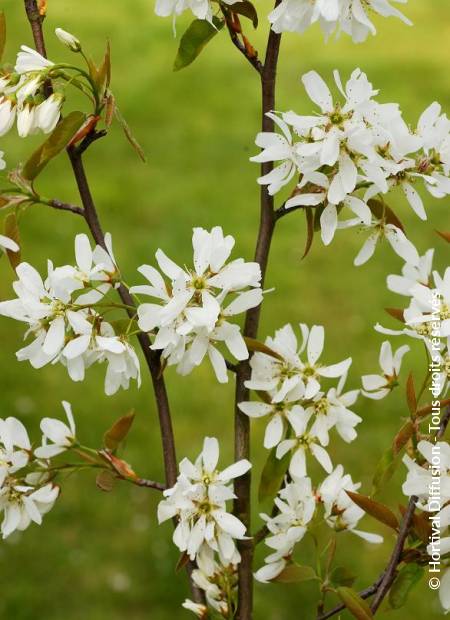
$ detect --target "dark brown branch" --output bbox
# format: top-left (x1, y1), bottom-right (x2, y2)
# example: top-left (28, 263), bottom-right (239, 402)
top-left (45, 199), bottom-right (84, 216)
top-left (233, 7), bottom-right (282, 619)
top-left (129, 477), bottom-right (166, 491)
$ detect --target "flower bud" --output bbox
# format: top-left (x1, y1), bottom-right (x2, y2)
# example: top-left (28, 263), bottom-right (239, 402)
top-left (55, 28), bottom-right (81, 52)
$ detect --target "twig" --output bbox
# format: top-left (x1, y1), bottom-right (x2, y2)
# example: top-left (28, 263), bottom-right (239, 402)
top-left (317, 575), bottom-right (384, 620)
top-left (128, 477), bottom-right (166, 491)
top-left (233, 6), bottom-right (282, 618)
top-left (45, 199), bottom-right (84, 216)
top-left (222, 8), bottom-right (263, 74)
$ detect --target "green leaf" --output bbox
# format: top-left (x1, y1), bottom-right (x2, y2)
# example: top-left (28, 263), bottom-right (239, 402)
top-left (229, 1), bottom-right (258, 28)
top-left (330, 566), bottom-right (356, 588)
top-left (174, 18), bottom-right (224, 72)
top-left (23, 111), bottom-right (86, 180)
top-left (3, 211), bottom-right (21, 269)
top-left (346, 491), bottom-right (399, 531)
top-left (0, 11), bottom-right (6, 62)
top-left (392, 421), bottom-right (414, 454)
top-left (114, 105), bottom-right (146, 163)
top-left (104, 410), bottom-right (135, 451)
top-left (372, 447), bottom-right (400, 496)
top-left (244, 337), bottom-right (283, 361)
top-left (337, 587), bottom-right (374, 620)
top-left (273, 564), bottom-right (317, 584)
top-left (389, 564), bottom-right (424, 609)
top-left (258, 446), bottom-right (289, 504)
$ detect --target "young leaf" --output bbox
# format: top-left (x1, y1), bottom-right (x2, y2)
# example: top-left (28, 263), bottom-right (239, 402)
top-left (392, 421), bottom-right (414, 454)
top-left (337, 587), bottom-right (374, 620)
top-left (384, 307), bottom-right (405, 323)
top-left (302, 206), bottom-right (314, 259)
top-left (0, 11), bottom-right (6, 62)
top-left (273, 564), bottom-right (317, 584)
top-left (258, 447), bottom-right (289, 504)
top-left (230, 1), bottom-right (258, 28)
top-left (436, 230), bottom-right (450, 243)
top-left (174, 17), bottom-right (224, 72)
top-left (389, 564), bottom-right (424, 609)
top-left (96, 470), bottom-right (116, 492)
top-left (104, 410), bottom-right (135, 451)
top-left (244, 337), bottom-right (283, 361)
top-left (346, 491), bottom-right (399, 531)
top-left (23, 112), bottom-right (86, 180)
top-left (368, 199), bottom-right (405, 232)
top-left (406, 372), bottom-right (417, 416)
top-left (3, 212), bottom-right (21, 269)
top-left (114, 105), bottom-right (146, 163)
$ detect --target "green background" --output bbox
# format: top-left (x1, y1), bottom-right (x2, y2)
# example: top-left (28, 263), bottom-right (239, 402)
top-left (0, 1), bottom-right (448, 618)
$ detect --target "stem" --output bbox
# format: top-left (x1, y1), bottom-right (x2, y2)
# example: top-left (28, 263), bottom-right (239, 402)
top-left (23, 0), bottom-right (203, 605)
top-left (43, 198), bottom-right (85, 216)
top-left (233, 9), bottom-right (282, 619)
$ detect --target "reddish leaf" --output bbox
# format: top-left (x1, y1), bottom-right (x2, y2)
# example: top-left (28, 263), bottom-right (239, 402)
top-left (368, 199), bottom-right (405, 232)
top-left (244, 337), bottom-right (283, 361)
top-left (3, 212), bottom-right (21, 269)
top-left (346, 491), bottom-right (399, 531)
top-left (436, 230), bottom-right (450, 243)
top-left (104, 410), bottom-right (135, 451)
top-left (392, 421), bottom-right (414, 454)
top-left (406, 372), bottom-right (417, 416)
top-left (384, 307), bottom-right (405, 323)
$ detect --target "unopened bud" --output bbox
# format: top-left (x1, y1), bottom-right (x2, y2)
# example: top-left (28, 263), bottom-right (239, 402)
top-left (55, 28), bottom-right (81, 52)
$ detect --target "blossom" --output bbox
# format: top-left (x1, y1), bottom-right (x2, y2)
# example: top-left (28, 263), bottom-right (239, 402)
top-left (245, 323), bottom-right (351, 402)
top-left (387, 249), bottom-right (434, 296)
top-left (268, 0), bottom-right (411, 43)
top-left (362, 341), bottom-right (409, 399)
top-left (131, 226), bottom-right (262, 383)
top-left (55, 28), bottom-right (81, 52)
top-left (0, 234), bottom-right (19, 253)
top-left (36, 93), bottom-right (64, 133)
top-left (34, 401), bottom-right (77, 459)
top-left (158, 437), bottom-right (251, 563)
top-left (0, 482), bottom-right (59, 539)
top-left (402, 440), bottom-right (450, 508)
top-left (0, 417), bottom-right (31, 487)
top-left (404, 267), bottom-right (450, 339)
top-left (15, 45), bottom-right (54, 74)
top-left (255, 478), bottom-right (316, 583)
top-left (182, 600), bottom-right (208, 619)
top-left (318, 465), bottom-right (383, 542)
top-left (155, 0), bottom-right (239, 25)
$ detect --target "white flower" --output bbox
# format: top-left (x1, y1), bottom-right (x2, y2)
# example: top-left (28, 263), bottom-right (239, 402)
top-left (131, 227), bottom-right (262, 383)
top-left (0, 482), bottom-right (59, 539)
top-left (404, 268), bottom-right (450, 339)
top-left (15, 45), bottom-right (54, 74)
top-left (0, 417), bottom-right (31, 487)
top-left (155, 0), bottom-right (238, 25)
top-left (339, 0), bottom-right (411, 43)
top-left (0, 98), bottom-right (16, 136)
top-left (318, 465), bottom-right (383, 543)
top-left (402, 440), bottom-right (450, 508)
top-left (55, 28), bottom-right (81, 52)
top-left (17, 103), bottom-right (38, 137)
top-left (158, 437), bottom-right (251, 563)
top-left (245, 323), bottom-right (351, 402)
top-left (0, 234), bottom-right (19, 253)
top-left (344, 220), bottom-right (419, 267)
top-left (34, 401), bottom-right (76, 459)
top-left (255, 477), bottom-right (316, 583)
top-left (387, 249), bottom-right (434, 296)
top-left (36, 93), bottom-right (64, 133)
top-left (181, 600), bottom-right (208, 619)
top-left (362, 341), bottom-right (409, 399)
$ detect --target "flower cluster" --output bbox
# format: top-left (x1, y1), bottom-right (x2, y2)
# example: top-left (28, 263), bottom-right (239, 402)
top-left (377, 250), bottom-right (449, 396)
top-left (269, 0), bottom-right (411, 43)
top-left (251, 69), bottom-right (450, 265)
top-left (402, 440), bottom-right (450, 613)
top-left (155, 0), bottom-right (238, 26)
top-left (131, 226), bottom-right (262, 383)
top-left (0, 402), bottom-right (76, 539)
top-left (0, 234), bottom-right (141, 395)
top-left (239, 323), bottom-right (357, 478)
top-left (158, 437), bottom-right (251, 564)
top-left (255, 466), bottom-right (382, 582)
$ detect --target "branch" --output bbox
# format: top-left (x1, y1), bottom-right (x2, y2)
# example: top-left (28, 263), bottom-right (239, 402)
top-left (233, 7), bottom-right (282, 618)
top-left (44, 199), bottom-right (84, 216)
top-left (23, 0), bottom-right (204, 606)
top-left (128, 477), bottom-right (166, 491)
top-left (223, 8), bottom-right (263, 74)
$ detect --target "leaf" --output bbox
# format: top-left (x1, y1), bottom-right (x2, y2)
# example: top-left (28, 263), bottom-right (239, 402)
top-left (330, 566), bottom-right (356, 588)
top-left (114, 105), bottom-right (146, 163)
top-left (174, 17), bottom-right (224, 72)
top-left (384, 307), bottom-right (405, 323)
top-left (258, 447), bottom-right (289, 504)
top-left (368, 199), bottom-right (405, 232)
top-left (372, 447), bottom-right (400, 496)
top-left (96, 470), bottom-right (115, 492)
top-left (302, 206), bottom-right (314, 259)
top-left (230, 1), bottom-right (258, 28)
top-left (0, 11), bottom-right (6, 63)
top-left (399, 506), bottom-right (432, 544)
top-left (244, 337), bottom-right (283, 361)
top-left (346, 491), bottom-right (399, 531)
top-left (389, 564), bottom-right (424, 609)
top-left (23, 112), bottom-right (86, 180)
top-left (436, 230), bottom-right (450, 243)
top-left (337, 587), bottom-right (374, 620)
top-left (90, 41), bottom-right (111, 95)
top-left (273, 564), bottom-right (317, 584)
top-left (3, 212), bottom-right (21, 269)
top-left (392, 421), bottom-right (414, 454)
top-left (417, 397), bottom-right (450, 419)
top-left (104, 410), bottom-right (135, 451)
top-left (176, 552), bottom-right (191, 572)
top-left (406, 372), bottom-right (417, 416)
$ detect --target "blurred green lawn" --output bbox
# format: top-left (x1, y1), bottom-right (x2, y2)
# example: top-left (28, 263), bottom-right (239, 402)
top-left (0, 1), bottom-right (449, 618)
